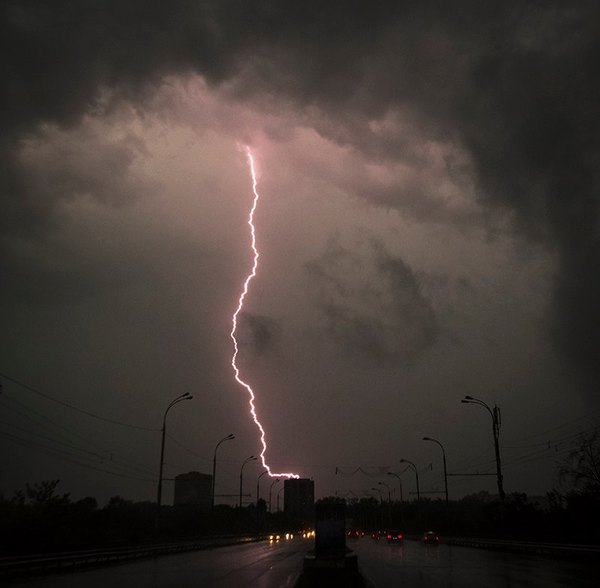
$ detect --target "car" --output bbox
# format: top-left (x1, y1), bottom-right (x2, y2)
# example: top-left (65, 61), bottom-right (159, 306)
top-left (347, 529), bottom-right (363, 539)
top-left (422, 531), bottom-right (439, 545)
top-left (386, 530), bottom-right (403, 542)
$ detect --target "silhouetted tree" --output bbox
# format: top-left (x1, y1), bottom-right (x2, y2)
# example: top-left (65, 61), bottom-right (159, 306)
top-left (559, 427), bottom-right (600, 494)
top-left (25, 480), bottom-right (71, 506)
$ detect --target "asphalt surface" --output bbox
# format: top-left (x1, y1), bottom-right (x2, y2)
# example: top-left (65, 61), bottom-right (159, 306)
top-left (6, 537), bottom-right (307, 588)
top-left (352, 537), bottom-right (597, 587)
top-left (6, 536), bottom-right (598, 587)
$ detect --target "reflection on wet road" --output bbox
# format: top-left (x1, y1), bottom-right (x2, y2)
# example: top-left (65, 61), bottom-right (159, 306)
top-left (7, 538), bottom-right (307, 588)
top-left (6, 537), bottom-right (598, 587)
top-left (353, 538), bottom-right (597, 587)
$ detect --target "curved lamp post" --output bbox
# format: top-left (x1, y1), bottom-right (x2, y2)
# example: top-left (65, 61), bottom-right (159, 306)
top-left (399, 458), bottom-right (420, 501)
top-left (239, 455), bottom-right (257, 507)
top-left (156, 392), bottom-right (193, 532)
top-left (256, 470), bottom-right (269, 505)
top-left (212, 433), bottom-right (235, 508)
top-left (378, 481), bottom-right (391, 503)
top-left (269, 478), bottom-right (281, 512)
top-left (423, 436), bottom-right (449, 503)
top-left (387, 472), bottom-right (404, 503)
top-left (461, 395), bottom-right (504, 500)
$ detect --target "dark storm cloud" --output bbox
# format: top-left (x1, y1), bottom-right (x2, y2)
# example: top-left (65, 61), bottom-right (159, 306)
top-left (2, 0), bottom-right (599, 388)
top-left (0, 122), bottom-right (153, 305)
top-left (1, 0), bottom-right (226, 245)
top-left (237, 312), bottom-right (279, 355)
top-left (305, 236), bottom-right (439, 363)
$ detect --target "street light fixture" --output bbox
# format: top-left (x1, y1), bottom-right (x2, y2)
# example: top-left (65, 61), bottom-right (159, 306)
top-left (239, 455), bottom-right (257, 508)
top-left (378, 481), bottom-right (391, 503)
top-left (212, 433), bottom-right (235, 508)
top-left (256, 470), bottom-right (269, 505)
top-left (269, 478), bottom-right (281, 513)
top-left (399, 459), bottom-right (420, 501)
top-left (423, 436), bottom-right (449, 503)
top-left (461, 395), bottom-right (505, 500)
top-left (387, 472), bottom-right (404, 503)
top-left (156, 392), bottom-right (193, 532)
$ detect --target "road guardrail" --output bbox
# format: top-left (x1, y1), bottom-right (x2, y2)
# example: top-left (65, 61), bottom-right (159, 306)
top-left (0, 535), bottom-right (266, 577)
top-left (403, 535), bottom-right (600, 557)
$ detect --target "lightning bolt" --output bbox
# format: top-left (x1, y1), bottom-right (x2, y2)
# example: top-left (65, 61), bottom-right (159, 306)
top-left (230, 146), bottom-right (299, 479)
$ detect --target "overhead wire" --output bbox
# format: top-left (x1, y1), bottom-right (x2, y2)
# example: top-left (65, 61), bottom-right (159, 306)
top-left (0, 424), bottom-right (156, 480)
top-left (166, 433), bottom-right (211, 462)
top-left (0, 370), bottom-right (160, 431)
top-left (0, 395), bottom-right (157, 478)
top-left (509, 407), bottom-right (600, 444)
top-left (0, 431), bottom-right (155, 483)
top-left (1, 394), bottom-right (117, 457)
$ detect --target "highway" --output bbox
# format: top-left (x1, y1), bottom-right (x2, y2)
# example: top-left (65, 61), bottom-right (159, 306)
top-left (6, 536), bottom-right (597, 587)
top-left (6, 537), bottom-right (306, 588)
top-left (351, 537), bottom-right (597, 587)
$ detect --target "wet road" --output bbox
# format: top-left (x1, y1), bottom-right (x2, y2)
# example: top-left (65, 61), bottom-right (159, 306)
top-left (6, 538), bottom-right (308, 588)
top-left (352, 538), bottom-right (597, 587)
top-left (7, 537), bottom-right (598, 587)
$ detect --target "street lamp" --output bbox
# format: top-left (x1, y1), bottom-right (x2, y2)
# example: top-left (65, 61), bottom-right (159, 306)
top-left (277, 486), bottom-right (284, 512)
top-left (269, 478), bottom-right (281, 512)
top-left (378, 481), bottom-right (391, 503)
top-left (461, 395), bottom-right (505, 500)
top-left (157, 395), bottom-right (193, 508)
top-left (256, 469), bottom-right (269, 505)
top-left (423, 436), bottom-right (449, 503)
top-left (387, 472), bottom-right (404, 502)
top-left (212, 433), bottom-right (235, 508)
top-left (239, 455), bottom-right (257, 508)
top-left (157, 392), bottom-right (193, 532)
top-left (399, 459), bottom-right (420, 501)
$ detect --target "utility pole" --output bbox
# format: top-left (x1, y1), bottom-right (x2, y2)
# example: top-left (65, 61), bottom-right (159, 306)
top-left (462, 396), bottom-right (504, 500)
top-left (156, 392), bottom-right (193, 535)
top-left (423, 436), bottom-right (449, 503)
top-left (239, 456), bottom-right (257, 508)
top-left (212, 434), bottom-right (235, 509)
top-left (399, 459), bottom-right (420, 501)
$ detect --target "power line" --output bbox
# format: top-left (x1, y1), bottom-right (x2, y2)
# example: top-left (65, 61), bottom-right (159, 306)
top-left (0, 395), bottom-right (157, 477)
top-left (0, 431), bottom-right (155, 483)
top-left (0, 371), bottom-right (160, 432)
top-left (0, 419), bottom-right (157, 478)
top-left (510, 408), bottom-right (600, 444)
top-left (1, 395), bottom-right (115, 458)
top-left (0, 418), bottom-right (103, 460)
top-left (166, 433), bottom-right (211, 462)
top-left (0, 423), bottom-right (156, 479)
top-left (502, 423), bottom-right (600, 470)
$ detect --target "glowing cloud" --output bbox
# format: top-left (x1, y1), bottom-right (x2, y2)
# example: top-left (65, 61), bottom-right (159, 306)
top-left (230, 146), bottom-right (299, 479)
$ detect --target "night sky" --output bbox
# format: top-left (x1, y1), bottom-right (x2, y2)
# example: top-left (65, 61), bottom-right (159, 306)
top-left (1, 1), bottom-right (599, 506)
